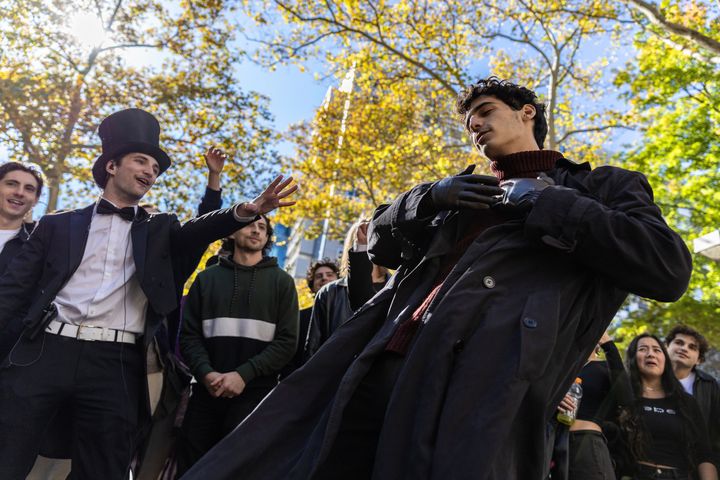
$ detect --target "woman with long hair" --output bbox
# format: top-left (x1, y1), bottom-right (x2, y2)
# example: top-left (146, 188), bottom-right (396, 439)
top-left (620, 333), bottom-right (717, 480)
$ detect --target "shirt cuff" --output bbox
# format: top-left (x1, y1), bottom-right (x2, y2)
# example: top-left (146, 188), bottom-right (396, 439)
top-left (232, 203), bottom-right (259, 223)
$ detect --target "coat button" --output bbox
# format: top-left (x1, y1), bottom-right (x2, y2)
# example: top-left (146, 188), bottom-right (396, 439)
top-left (482, 276), bottom-right (495, 288)
top-left (523, 317), bottom-right (538, 328)
top-left (453, 340), bottom-right (464, 353)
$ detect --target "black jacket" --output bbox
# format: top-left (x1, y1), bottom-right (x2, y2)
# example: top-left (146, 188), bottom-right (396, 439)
top-left (693, 368), bottom-right (720, 468)
top-left (0, 222), bottom-right (35, 356)
top-left (0, 203), bottom-right (252, 417)
top-left (0, 222), bottom-right (34, 274)
top-left (303, 249), bottom-right (387, 360)
top-left (182, 158), bottom-right (691, 480)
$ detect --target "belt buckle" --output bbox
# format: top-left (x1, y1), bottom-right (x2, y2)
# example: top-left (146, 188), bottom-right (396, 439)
top-left (76, 325), bottom-right (100, 341)
top-left (100, 328), bottom-right (117, 342)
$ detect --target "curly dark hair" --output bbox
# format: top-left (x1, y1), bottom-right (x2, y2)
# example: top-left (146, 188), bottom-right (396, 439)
top-left (665, 325), bottom-right (710, 364)
top-left (619, 333), bottom-right (701, 472)
top-left (305, 258), bottom-right (339, 292)
top-left (0, 161), bottom-right (45, 198)
top-left (456, 76), bottom-right (548, 149)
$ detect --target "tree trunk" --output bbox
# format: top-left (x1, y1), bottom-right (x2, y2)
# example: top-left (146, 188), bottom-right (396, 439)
top-left (546, 54), bottom-right (561, 151)
top-left (45, 167), bottom-right (61, 213)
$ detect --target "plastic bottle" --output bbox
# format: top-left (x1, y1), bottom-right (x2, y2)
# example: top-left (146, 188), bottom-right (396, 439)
top-left (557, 377), bottom-right (583, 426)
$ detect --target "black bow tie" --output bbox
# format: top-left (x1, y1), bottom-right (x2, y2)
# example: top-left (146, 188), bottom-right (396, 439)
top-left (96, 199), bottom-right (136, 222)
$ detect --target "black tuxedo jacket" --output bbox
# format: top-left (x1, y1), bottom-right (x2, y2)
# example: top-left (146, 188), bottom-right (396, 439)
top-left (0, 222), bottom-right (34, 275)
top-left (0, 203), bottom-right (251, 345)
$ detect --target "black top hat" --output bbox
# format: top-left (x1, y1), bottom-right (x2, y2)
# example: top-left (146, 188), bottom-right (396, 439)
top-left (92, 108), bottom-right (171, 187)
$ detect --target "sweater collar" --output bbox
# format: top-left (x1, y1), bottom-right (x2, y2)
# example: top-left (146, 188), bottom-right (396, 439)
top-left (489, 150), bottom-right (564, 181)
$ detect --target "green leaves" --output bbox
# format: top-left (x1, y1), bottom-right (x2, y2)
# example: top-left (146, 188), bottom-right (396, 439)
top-left (614, 0), bottom-right (720, 344)
top-left (0, 0), bottom-right (276, 216)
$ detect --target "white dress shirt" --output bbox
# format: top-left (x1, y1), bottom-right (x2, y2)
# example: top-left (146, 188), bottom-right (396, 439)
top-left (54, 199), bottom-right (148, 334)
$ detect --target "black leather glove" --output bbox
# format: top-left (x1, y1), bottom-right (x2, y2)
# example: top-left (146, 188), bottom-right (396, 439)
top-left (429, 174), bottom-right (504, 211)
top-left (497, 174), bottom-right (555, 211)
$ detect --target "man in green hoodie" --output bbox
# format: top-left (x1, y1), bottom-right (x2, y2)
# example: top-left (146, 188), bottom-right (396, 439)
top-left (176, 214), bottom-right (299, 475)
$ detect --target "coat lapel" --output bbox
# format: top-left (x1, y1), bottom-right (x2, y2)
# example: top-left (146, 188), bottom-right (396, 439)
top-left (131, 210), bottom-right (150, 282)
top-left (67, 205), bottom-right (94, 275)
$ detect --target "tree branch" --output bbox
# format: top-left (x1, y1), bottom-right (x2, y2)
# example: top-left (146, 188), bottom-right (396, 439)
top-left (273, 0), bottom-right (457, 94)
top-left (623, 0), bottom-right (720, 57)
top-left (557, 124), bottom-right (635, 144)
top-left (95, 42), bottom-right (163, 54)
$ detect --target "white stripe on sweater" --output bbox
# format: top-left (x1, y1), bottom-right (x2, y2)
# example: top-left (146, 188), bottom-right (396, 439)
top-left (202, 317), bottom-right (276, 341)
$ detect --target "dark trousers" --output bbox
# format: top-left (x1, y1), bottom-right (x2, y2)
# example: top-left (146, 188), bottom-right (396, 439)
top-left (568, 430), bottom-right (616, 480)
top-left (633, 463), bottom-right (690, 480)
top-left (313, 351), bottom-right (406, 480)
top-left (175, 382), bottom-right (272, 476)
top-left (0, 332), bottom-right (143, 480)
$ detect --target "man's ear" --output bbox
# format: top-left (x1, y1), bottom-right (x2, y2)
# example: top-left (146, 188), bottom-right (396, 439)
top-left (521, 104), bottom-right (536, 121)
top-left (105, 159), bottom-right (117, 178)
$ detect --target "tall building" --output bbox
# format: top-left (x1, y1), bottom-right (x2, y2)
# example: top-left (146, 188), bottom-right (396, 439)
top-left (283, 218), bottom-right (343, 280)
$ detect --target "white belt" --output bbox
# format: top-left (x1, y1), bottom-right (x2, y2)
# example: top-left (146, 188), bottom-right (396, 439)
top-left (45, 319), bottom-right (137, 344)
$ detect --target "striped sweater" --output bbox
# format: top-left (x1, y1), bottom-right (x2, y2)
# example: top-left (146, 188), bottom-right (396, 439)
top-left (180, 255), bottom-right (299, 389)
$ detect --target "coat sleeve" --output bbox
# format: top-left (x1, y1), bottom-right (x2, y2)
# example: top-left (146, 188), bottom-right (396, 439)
top-left (687, 395), bottom-right (716, 467)
top-left (0, 216), bottom-right (50, 330)
top-left (179, 275), bottom-right (215, 380)
top-left (703, 377), bottom-right (720, 468)
top-left (367, 182), bottom-right (441, 269)
top-left (524, 166), bottom-right (691, 301)
top-left (198, 186), bottom-right (222, 216)
top-left (236, 274), bottom-right (299, 383)
top-left (601, 341), bottom-right (633, 415)
top-left (347, 249), bottom-right (377, 311)
top-left (171, 206), bottom-right (252, 255)
top-left (170, 206), bottom-right (253, 289)
top-left (303, 283), bottom-right (331, 362)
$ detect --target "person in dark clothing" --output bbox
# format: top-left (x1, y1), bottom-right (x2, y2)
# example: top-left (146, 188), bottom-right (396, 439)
top-left (0, 108), bottom-right (297, 480)
top-left (131, 146), bottom-right (231, 480)
top-left (554, 331), bottom-right (632, 480)
top-left (180, 77), bottom-right (691, 480)
top-left (176, 215), bottom-right (299, 475)
top-left (304, 219), bottom-right (389, 361)
top-left (281, 258), bottom-right (339, 377)
top-left (665, 325), bottom-right (720, 471)
top-left (619, 333), bottom-right (717, 480)
top-left (0, 161), bottom-right (43, 357)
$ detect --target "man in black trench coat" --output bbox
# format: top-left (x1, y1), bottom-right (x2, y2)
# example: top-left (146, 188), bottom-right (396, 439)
top-left (182, 77), bottom-right (692, 480)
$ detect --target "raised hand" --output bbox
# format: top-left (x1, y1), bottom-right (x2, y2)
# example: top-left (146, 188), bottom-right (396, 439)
top-left (355, 221), bottom-right (369, 247)
top-left (204, 146), bottom-right (227, 175)
top-left (237, 175), bottom-right (298, 216)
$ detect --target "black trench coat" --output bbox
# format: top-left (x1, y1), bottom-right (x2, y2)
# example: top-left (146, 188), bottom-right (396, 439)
top-left (182, 159), bottom-right (692, 480)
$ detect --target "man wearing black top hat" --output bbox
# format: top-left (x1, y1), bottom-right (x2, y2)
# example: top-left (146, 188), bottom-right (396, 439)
top-left (0, 108), bottom-right (297, 480)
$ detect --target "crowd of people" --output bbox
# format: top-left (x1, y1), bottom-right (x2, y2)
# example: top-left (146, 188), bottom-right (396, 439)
top-left (551, 326), bottom-right (719, 480)
top-left (0, 76), bottom-right (709, 480)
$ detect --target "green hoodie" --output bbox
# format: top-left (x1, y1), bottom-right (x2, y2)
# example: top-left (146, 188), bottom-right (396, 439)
top-left (180, 255), bottom-right (299, 388)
